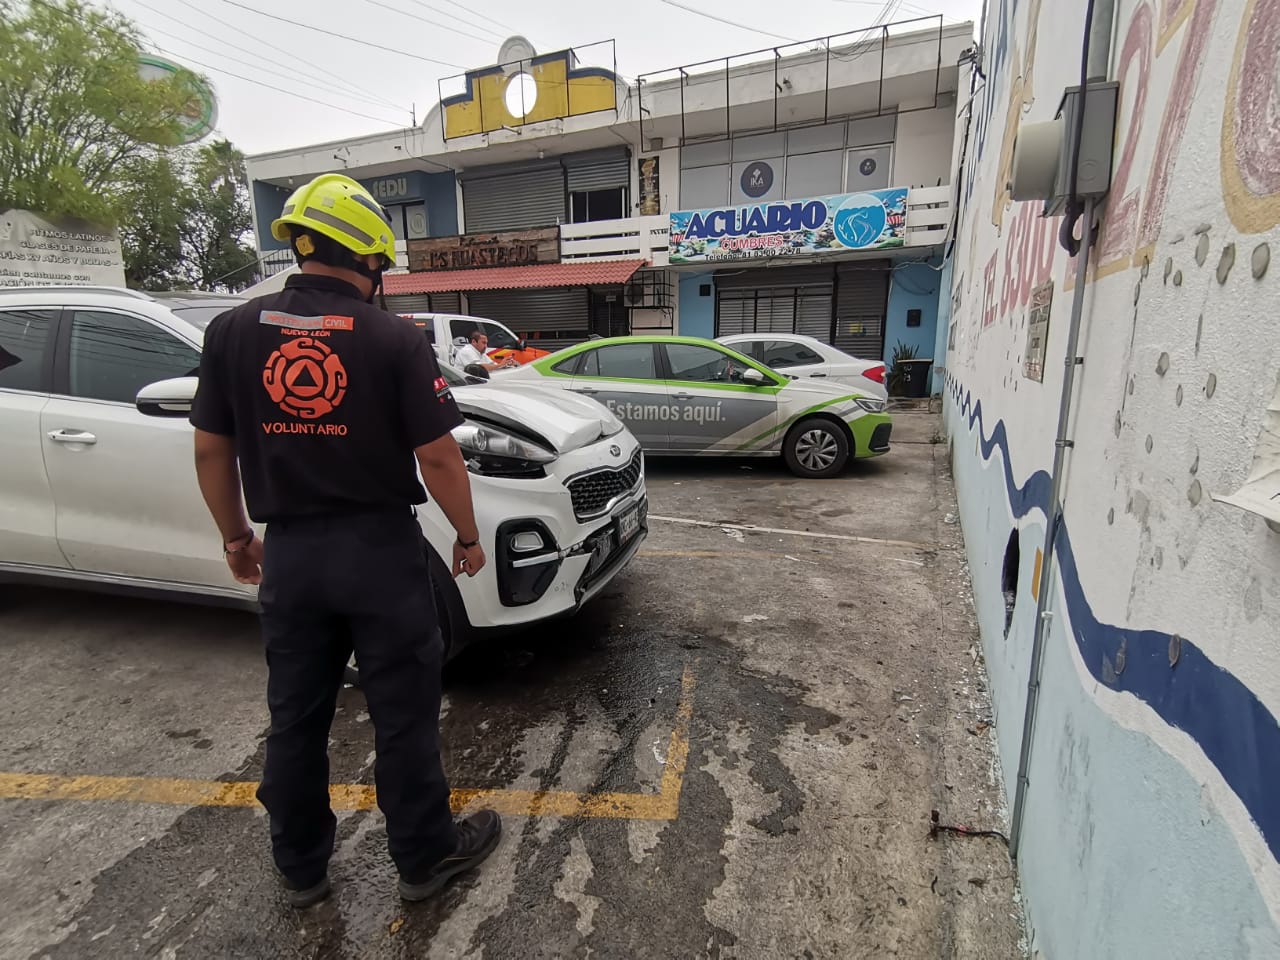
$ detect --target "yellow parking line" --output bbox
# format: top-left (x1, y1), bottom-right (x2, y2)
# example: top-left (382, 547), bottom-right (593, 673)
top-left (0, 666), bottom-right (698, 822)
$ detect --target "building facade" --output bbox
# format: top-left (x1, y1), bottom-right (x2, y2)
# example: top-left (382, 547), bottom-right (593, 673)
top-left (943, 0), bottom-right (1280, 955)
top-left (244, 22), bottom-right (971, 372)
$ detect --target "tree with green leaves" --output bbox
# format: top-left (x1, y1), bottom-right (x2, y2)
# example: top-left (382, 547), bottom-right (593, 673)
top-left (2, 1), bottom-right (259, 291)
top-left (0, 0), bottom-right (201, 223)
top-left (118, 141), bottom-right (259, 291)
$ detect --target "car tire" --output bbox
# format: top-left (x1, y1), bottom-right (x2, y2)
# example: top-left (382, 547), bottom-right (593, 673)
top-left (343, 541), bottom-right (470, 687)
top-left (783, 417), bottom-right (850, 479)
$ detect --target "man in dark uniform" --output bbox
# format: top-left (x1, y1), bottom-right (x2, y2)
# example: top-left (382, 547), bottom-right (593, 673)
top-left (190, 173), bottom-right (499, 908)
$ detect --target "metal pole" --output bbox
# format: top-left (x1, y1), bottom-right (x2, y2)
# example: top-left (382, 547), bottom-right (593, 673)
top-left (878, 28), bottom-right (886, 115)
top-left (773, 49), bottom-right (779, 132)
top-left (1008, 196), bottom-right (1097, 858)
top-left (934, 16), bottom-right (943, 107)
top-left (1087, 0), bottom-right (1116, 80)
top-left (725, 57), bottom-right (731, 138)
top-left (823, 41), bottom-right (830, 123)
top-left (679, 68), bottom-right (687, 145)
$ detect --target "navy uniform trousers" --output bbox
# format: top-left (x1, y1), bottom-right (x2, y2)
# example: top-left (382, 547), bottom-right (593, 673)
top-left (255, 509), bottom-right (457, 888)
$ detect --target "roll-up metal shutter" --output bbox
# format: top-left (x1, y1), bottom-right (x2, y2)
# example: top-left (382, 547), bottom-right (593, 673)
top-left (564, 148), bottom-right (630, 192)
top-left (714, 266), bottom-right (834, 340)
top-left (383, 291), bottom-right (462, 315)
top-left (463, 166), bottom-right (564, 232)
top-left (833, 260), bottom-right (890, 360)
top-left (465, 288), bottom-right (590, 351)
top-left (715, 292), bottom-right (753, 336)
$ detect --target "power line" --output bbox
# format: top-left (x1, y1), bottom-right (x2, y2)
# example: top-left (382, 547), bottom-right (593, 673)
top-left (152, 46), bottom-right (404, 126)
top-left (151, 0), bottom-right (412, 113)
top-left (215, 0), bottom-right (465, 69)
top-left (135, 16), bottom-right (409, 117)
top-left (656, 0), bottom-right (801, 44)
top-left (360, 0), bottom-right (497, 45)
top-left (408, 0), bottom-right (522, 39)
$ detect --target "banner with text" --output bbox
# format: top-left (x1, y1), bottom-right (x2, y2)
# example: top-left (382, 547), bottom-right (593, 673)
top-left (0, 209), bottom-right (125, 288)
top-left (668, 188), bottom-right (907, 265)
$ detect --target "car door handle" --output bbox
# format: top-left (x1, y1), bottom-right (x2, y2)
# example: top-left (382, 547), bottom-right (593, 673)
top-left (574, 386), bottom-right (599, 395)
top-left (673, 392), bottom-right (694, 400)
top-left (48, 429), bottom-right (97, 445)
top-left (808, 372), bottom-right (827, 378)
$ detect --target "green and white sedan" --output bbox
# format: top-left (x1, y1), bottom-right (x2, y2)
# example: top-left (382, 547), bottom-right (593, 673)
top-left (498, 335), bottom-right (891, 478)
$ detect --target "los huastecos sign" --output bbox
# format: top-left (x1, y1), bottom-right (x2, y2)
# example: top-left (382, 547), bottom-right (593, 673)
top-left (668, 188), bottom-right (907, 265)
top-left (407, 227), bottom-right (558, 272)
top-left (0, 209), bottom-right (125, 288)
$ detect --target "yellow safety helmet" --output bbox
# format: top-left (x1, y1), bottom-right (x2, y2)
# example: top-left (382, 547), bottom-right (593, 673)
top-left (271, 174), bottom-right (397, 267)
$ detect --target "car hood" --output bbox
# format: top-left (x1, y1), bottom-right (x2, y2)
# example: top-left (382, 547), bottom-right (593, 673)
top-left (454, 383), bottom-right (624, 453)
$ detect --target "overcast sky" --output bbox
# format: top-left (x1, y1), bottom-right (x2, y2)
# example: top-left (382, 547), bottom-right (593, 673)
top-left (105, 0), bottom-right (983, 156)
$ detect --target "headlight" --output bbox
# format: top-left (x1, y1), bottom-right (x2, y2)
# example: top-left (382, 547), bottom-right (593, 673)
top-left (453, 422), bottom-right (555, 477)
top-left (855, 396), bottom-right (887, 413)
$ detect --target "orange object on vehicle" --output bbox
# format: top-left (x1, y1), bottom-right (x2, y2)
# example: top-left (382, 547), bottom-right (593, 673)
top-left (489, 345), bottom-right (551, 365)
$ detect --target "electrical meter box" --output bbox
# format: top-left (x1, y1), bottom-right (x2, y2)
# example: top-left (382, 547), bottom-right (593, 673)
top-left (1010, 81), bottom-right (1119, 214)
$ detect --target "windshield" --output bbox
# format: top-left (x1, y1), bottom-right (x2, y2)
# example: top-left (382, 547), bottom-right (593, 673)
top-left (479, 322), bottom-right (520, 351)
top-left (169, 303), bottom-right (239, 330)
top-left (449, 317), bottom-right (520, 351)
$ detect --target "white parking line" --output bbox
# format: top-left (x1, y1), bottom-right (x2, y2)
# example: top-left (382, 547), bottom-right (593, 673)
top-left (647, 515), bottom-right (931, 550)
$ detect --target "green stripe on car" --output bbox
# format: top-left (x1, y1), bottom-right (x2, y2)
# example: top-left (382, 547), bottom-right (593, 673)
top-left (734, 395), bottom-right (858, 452)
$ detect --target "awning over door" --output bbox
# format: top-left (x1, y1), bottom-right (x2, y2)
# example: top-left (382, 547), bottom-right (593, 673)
top-left (382, 259), bottom-right (646, 295)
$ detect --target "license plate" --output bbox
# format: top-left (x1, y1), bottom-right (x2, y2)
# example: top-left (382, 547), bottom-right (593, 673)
top-left (616, 505), bottom-right (640, 544)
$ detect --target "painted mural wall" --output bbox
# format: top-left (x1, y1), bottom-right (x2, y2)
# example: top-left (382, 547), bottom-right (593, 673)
top-left (945, 0), bottom-right (1280, 956)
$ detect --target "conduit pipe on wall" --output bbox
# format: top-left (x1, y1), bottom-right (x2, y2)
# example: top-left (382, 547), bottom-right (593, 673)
top-left (1008, 0), bottom-right (1115, 859)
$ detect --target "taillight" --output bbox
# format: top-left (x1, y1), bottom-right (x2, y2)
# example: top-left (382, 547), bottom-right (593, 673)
top-left (864, 365), bottom-right (886, 384)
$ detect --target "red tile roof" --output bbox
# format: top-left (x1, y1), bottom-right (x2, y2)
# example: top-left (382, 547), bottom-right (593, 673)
top-left (383, 259), bottom-right (647, 295)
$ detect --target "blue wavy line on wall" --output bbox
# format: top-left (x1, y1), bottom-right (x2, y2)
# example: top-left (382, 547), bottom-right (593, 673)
top-left (946, 376), bottom-right (1280, 864)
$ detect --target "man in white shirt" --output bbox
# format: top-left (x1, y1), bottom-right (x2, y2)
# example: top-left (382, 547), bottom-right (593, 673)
top-left (454, 330), bottom-right (517, 372)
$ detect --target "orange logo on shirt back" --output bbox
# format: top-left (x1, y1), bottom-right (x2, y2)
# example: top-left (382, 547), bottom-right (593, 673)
top-left (263, 337), bottom-right (348, 419)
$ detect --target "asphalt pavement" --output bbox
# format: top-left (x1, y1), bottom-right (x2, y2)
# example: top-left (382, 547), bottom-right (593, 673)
top-left (0, 409), bottom-right (1026, 959)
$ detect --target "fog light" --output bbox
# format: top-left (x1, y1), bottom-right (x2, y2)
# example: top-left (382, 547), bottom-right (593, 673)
top-left (510, 531), bottom-right (545, 553)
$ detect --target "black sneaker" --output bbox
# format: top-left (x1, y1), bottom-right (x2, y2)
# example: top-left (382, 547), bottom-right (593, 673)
top-left (284, 874), bottom-right (331, 909)
top-left (398, 810), bottom-right (502, 902)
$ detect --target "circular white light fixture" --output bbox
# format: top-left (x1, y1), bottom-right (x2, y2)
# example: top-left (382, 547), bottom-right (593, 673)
top-left (504, 72), bottom-right (539, 119)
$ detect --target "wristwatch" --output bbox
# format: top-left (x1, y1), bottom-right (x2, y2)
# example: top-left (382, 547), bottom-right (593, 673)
top-left (456, 535), bottom-right (480, 549)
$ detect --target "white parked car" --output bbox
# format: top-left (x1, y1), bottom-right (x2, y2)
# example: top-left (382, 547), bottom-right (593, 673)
top-left (0, 287), bottom-right (646, 656)
top-left (716, 332), bottom-right (888, 400)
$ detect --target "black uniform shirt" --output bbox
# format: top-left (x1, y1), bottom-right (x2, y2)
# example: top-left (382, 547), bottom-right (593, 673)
top-left (190, 273), bottom-right (462, 523)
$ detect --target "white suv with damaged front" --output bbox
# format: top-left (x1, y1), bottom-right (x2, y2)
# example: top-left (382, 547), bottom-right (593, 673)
top-left (0, 288), bottom-right (647, 656)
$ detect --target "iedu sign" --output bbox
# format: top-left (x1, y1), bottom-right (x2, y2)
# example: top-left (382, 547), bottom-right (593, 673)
top-left (669, 188), bottom-right (907, 264)
top-left (360, 174), bottom-right (422, 202)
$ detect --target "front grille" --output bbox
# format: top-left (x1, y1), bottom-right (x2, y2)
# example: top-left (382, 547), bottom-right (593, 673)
top-left (567, 449), bottom-right (643, 520)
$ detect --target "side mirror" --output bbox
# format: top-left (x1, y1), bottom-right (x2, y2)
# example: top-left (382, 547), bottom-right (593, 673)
top-left (519, 339), bottom-right (527, 350)
top-left (741, 367), bottom-right (767, 386)
top-left (136, 377), bottom-right (198, 417)
top-left (463, 363), bottom-right (491, 381)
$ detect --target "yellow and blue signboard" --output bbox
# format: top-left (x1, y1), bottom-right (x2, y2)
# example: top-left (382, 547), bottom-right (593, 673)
top-left (441, 49), bottom-right (617, 139)
top-left (668, 188), bottom-right (908, 265)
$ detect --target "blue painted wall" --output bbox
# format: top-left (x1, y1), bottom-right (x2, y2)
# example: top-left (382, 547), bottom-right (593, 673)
top-left (251, 170), bottom-right (460, 251)
top-left (422, 172), bottom-right (458, 237)
top-left (883, 258), bottom-right (942, 377)
top-left (677, 271), bottom-right (716, 339)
